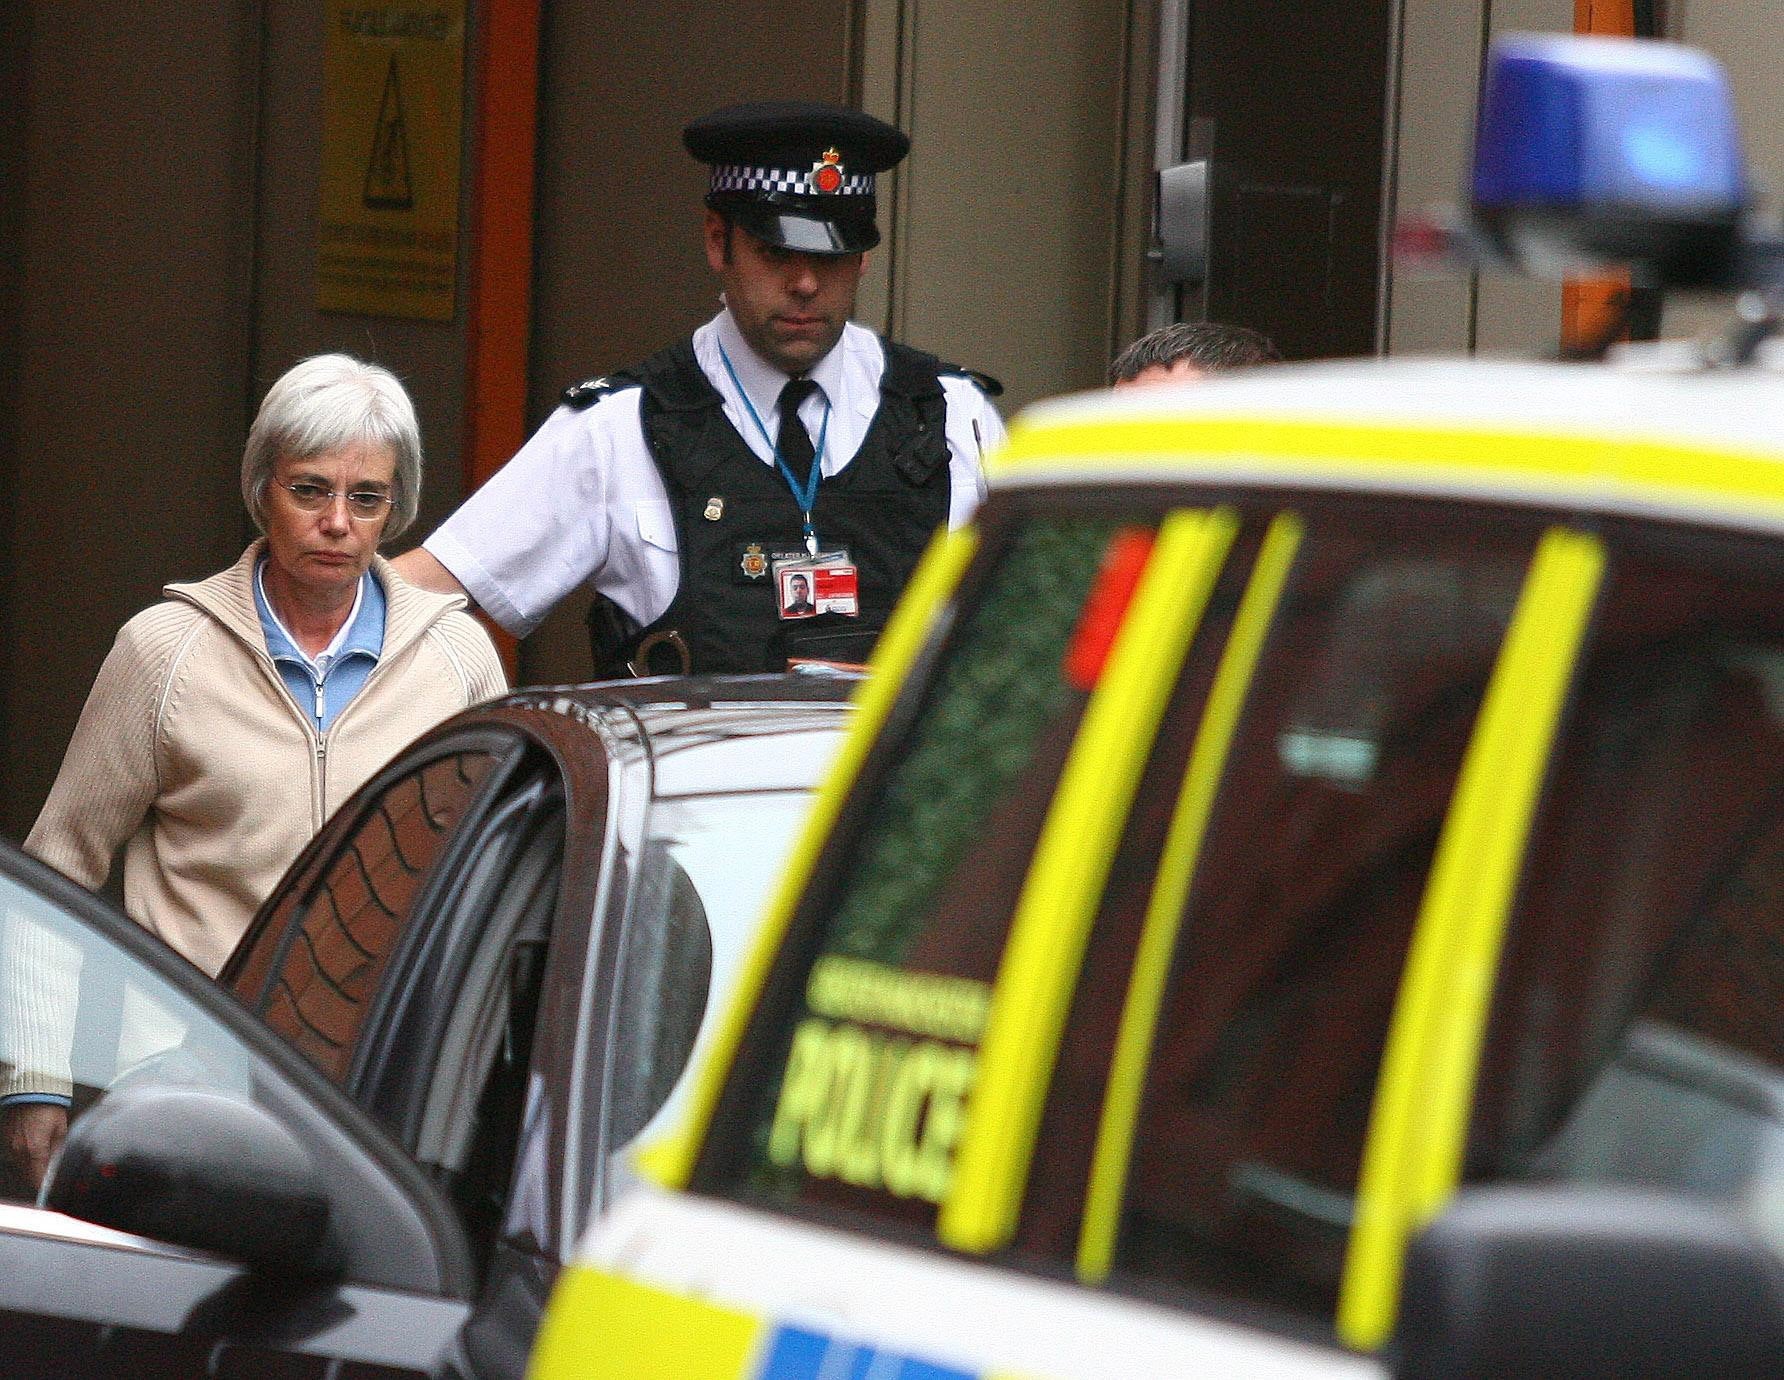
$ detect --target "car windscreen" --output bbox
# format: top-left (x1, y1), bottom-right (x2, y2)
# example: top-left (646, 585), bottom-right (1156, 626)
top-left (692, 491), bottom-right (1547, 1319)
top-left (0, 870), bottom-right (260, 1207)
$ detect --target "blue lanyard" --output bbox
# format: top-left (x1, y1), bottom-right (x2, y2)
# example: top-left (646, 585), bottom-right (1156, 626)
top-left (718, 343), bottom-right (832, 554)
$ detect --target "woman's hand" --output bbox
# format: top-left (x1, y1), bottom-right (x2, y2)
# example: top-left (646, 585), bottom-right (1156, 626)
top-left (2, 1103), bottom-right (69, 1195)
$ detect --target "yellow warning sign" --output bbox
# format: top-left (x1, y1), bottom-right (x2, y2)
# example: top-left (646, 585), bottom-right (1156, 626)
top-left (363, 56), bottom-right (414, 210)
top-left (317, 3), bottom-right (465, 321)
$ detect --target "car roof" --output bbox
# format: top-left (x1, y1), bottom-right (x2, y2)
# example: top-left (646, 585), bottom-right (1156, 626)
top-left (500, 670), bottom-right (858, 717)
top-left (456, 672), bottom-right (855, 797)
top-left (997, 356), bottom-right (1784, 536)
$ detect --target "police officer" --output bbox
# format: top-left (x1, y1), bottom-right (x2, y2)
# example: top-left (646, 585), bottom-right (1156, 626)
top-left (394, 100), bottom-right (1005, 675)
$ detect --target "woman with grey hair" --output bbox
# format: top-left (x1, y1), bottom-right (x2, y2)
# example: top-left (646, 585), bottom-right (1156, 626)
top-left (3, 354), bottom-right (504, 1188)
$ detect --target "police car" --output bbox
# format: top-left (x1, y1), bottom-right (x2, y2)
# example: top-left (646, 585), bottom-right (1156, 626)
top-left (531, 35), bottom-right (1784, 1379)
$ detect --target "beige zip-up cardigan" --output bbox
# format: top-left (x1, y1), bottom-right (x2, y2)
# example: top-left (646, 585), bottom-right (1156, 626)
top-left (24, 541), bottom-right (507, 977)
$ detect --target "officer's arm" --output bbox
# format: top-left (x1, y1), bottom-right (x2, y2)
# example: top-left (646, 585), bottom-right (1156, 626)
top-left (391, 547), bottom-right (473, 602)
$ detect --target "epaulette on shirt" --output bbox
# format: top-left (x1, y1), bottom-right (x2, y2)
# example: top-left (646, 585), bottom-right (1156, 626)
top-left (560, 375), bottom-right (635, 410)
top-left (939, 363), bottom-right (1003, 398)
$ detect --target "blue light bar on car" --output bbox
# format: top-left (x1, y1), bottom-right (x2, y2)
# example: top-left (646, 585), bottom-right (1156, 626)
top-left (1471, 33), bottom-right (1747, 285)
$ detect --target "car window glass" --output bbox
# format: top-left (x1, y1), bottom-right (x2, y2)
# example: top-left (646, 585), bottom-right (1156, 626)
top-left (714, 516), bottom-right (1138, 1236)
top-left (1012, 518), bottom-right (1271, 1262)
top-left (232, 749), bottom-right (502, 1081)
top-left (408, 781), bottom-right (563, 1271)
top-left (1470, 531), bottom-right (1784, 1220)
top-left (615, 790), bottom-right (812, 1164)
top-left (0, 873), bottom-right (259, 1200)
top-left (1106, 504), bottom-right (1537, 1321)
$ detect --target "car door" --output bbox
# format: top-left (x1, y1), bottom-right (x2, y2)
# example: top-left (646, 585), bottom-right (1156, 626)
top-left (225, 703), bottom-right (651, 1380)
top-left (224, 716), bottom-right (601, 1240)
top-left (0, 840), bottom-right (475, 1378)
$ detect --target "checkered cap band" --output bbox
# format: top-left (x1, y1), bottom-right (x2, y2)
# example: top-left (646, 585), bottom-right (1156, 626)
top-left (710, 163), bottom-right (876, 197)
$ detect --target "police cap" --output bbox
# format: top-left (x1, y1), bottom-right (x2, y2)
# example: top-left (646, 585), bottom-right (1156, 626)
top-left (684, 100), bottom-right (910, 255)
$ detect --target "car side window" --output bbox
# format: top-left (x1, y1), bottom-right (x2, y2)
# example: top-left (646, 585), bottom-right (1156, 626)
top-left (0, 849), bottom-right (473, 1294)
top-left (229, 747), bottom-right (507, 1081)
top-left (608, 838), bottom-right (713, 1152)
top-left (0, 870), bottom-right (258, 1200)
top-left (1096, 502), bottom-right (1538, 1322)
top-left (712, 514), bottom-right (1137, 1236)
top-left (613, 787), bottom-right (824, 1171)
top-left (1470, 528), bottom-right (1784, 1214)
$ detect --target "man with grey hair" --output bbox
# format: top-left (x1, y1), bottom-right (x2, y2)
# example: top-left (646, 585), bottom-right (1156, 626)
top-left (2, 353), bottom-right (504, 1191)
top-left (1110, 321), bottom-right (1280, 389)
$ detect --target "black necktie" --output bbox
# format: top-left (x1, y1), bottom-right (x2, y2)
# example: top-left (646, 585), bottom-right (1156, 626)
top-left (776, 377), bottom-right (820, 488)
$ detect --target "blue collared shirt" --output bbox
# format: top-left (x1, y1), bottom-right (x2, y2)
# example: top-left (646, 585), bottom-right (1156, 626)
top-left (253, 559), bottom-right (386, 734)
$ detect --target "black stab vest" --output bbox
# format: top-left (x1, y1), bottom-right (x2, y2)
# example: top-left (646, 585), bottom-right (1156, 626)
top-left (614, 338), bottom-right (954, 675)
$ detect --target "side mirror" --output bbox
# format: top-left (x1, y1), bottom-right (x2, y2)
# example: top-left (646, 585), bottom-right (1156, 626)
top-left (1395, 1186), bottom-right (1784, 1378)
top-left (43, 1084), bottom-right (330, 1277)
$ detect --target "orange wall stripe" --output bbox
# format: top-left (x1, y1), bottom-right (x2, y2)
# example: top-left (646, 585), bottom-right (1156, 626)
top-left (1574, 0), bottom-right (1635, 33)
top-left (1562, 0), bottom-right (1637, 356)
top-left (464, 0), bottom-right (541, 673)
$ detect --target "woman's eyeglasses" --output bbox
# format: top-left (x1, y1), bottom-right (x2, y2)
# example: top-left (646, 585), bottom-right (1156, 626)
top-left (276, 481), bottom-right (393, 521)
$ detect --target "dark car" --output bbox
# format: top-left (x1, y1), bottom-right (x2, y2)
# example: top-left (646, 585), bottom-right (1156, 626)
top-left (0, 674), bottom-right (851, 1377)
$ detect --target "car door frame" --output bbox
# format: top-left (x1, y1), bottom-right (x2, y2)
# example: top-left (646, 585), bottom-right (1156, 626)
top-left (226, 703), bottom-right (630, 1265)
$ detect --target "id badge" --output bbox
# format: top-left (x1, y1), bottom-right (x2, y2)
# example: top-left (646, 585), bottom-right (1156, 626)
top-left (773, 550), bottom-right (859, 620)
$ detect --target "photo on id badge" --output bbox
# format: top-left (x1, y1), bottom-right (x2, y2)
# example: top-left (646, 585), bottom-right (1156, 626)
top-left (775, 556), bottom-right (859, 620)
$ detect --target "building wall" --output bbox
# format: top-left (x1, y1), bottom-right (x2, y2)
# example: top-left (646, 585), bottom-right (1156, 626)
top-left (0, 5), bottom-right (26, 828)
top-left (1, 2), bottom-right (261, 842)
top-left (10, 0), bottom-right (1780, 840)
top-left (855, 0), bottom-right (1141, 413)
top-left (1386, 0), bottom-right (1784, 355)
top-left (251, 1), bottom-right (471, 552)
top-left (1384, 0), bottom-right (1571, 358)
top-left (1675, 3), bottom-right (1784, 203)
top-left (0, 0), bottom-right (857, 828)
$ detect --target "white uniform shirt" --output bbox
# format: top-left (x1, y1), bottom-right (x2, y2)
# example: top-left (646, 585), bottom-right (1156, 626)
top-left (425, 310), bottom-right (1005, 636)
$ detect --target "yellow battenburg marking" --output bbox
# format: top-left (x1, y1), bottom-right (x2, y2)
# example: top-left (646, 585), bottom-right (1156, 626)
top-left (990, 414), bottom-right (1784, 525)
top-left (1075, 512), bottom-right (1303, 1283)
top-left (1336, 527), bottom-right (1604, 1349)
top-left (527, 1266), bottom-right (763, 1380)
top-left (939, 508), bottom-right (1239, 1253)
top-left (636, 526), bottom-right (980, 1189)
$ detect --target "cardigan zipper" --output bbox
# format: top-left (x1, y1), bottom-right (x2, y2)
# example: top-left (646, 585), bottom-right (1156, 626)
top-left (308, 613), bottom-right (442, 829)
top-left (313, 736), bottom-right (328, 831)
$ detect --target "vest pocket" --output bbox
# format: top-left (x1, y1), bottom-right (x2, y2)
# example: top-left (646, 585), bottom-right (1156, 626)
top-left (774, 614), bottom-right (888, 669)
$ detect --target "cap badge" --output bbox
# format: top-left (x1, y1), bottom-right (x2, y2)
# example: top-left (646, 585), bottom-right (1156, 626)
top-left (740, 543), bottom-right (769, 579)
top-left (811, 148), bottom-right (844, 195)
